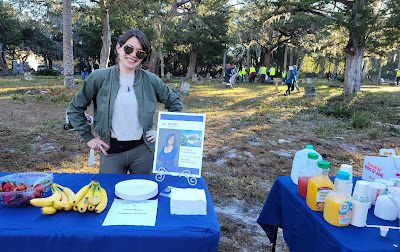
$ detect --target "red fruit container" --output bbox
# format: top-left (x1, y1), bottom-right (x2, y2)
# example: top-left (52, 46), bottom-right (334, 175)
top-left (0, 172), bottom-right (53, 207)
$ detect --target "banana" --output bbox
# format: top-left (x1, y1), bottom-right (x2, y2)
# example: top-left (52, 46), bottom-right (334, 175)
top-left (95, 185), bottom-right (108, 214)
top-left (55, 183), bottom-right (76, 207)
top-left (79, 185), bottom-right (95, 213)
top-left (87, 184), bottom-right (101, 205)
top-left (88, 204), bottom-right (95, 211)
top-left (30, 186), bottom-right (62, 207)
top-left (71, 182), bottom-right (92, 205)
top-left (41, 205), bottom-right (58, 215)
top-left (53, 187), bottom-right (68, 210)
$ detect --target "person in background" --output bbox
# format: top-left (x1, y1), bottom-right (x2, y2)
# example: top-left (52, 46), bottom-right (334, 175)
top-left (67, 29), bottom-right (183, 174)
top-left (238, 64), bottom-right (243, 82)
top-left (86, 60), bottom-right (92, 77)
top-left (224, 63), bottom-right (232, 88)
top-left (283, 66), bottom-right (295, 96)
top-left (249, 66), bottom-right (256, 83)
top-left (281, 69), bottom-right (287, 85)
top-left (333, 72), bottom-right (337, 82)
top-left (260, 65), bottom-right (267, 84)
top-left (269, 66), bottom-right (276, 81)
top-left (241, 65), bottom-right (247, 82)
top-left (230, 66), bottom-right (238, 87)
top-left (292, 65), bottom-right (299, 91)
top-left (93, 60), bottom-right (100, 70)
top-left (78, 58), bottom-right (87, 80)
top-left (396, 68), bottom-right (400, 86)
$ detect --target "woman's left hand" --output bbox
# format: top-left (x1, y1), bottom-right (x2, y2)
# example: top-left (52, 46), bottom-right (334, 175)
top-left (146, 130), bottom-right (157, 143)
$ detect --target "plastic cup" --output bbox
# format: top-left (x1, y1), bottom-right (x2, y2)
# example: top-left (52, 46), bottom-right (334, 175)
top-left (350, 201), bottom-right (369, 227)
top-left (374, 195), bottom-right (399, 221)
top-left (380, 226), bottom-right (389, 237)
top-left (340, 164), bottom-right (353, 181)
top-left (389, 178), bottom-right (400, 187)
top-left (369, 182), bottom-right (387, 205)
top-left (352, 180), bottom-right (370, 204)
top-left (375, 179), bottom-right (395, 188)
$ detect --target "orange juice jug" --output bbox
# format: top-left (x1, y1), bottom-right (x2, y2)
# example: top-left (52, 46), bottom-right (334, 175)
top-left (323, 171), bottom-right (354, 227)
top-left (306, 160), bottom-right (333, 211)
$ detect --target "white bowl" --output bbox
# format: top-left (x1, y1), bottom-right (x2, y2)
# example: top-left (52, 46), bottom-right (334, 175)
top-left (115, 179), bottom-right (158, 201)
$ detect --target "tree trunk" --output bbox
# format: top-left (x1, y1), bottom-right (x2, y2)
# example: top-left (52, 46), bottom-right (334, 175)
top-left (246, 47), bottom-right (250, 69)
top-left (289, 47), bottom-right (293, 66)
top-left (283, 45), bottom-right (287, 71)
top-left (222, 50), bottom-right (226, 72)
top-left (378, 61), bottom-right (382, 84)
top-left (264, 49), bottom-right (272, 68)
top-left (99, 0), bottom-right (111, 68)
top-left (49, 58), bottom-right (53, 69)
top-left (0, 45), bottom-right (8, 73)
top-left (63, 0), bottom-right (74, 88)
top-left (186, 46), bottom-right (198, 78)
top-left (343, 46), bottom-right (364, 94)
top-left (159, 46), bottom-right (164, 77)
top-left (148, 50), bottom-right (160, 75)
top-left (361, 59), bottom-right (367, 80)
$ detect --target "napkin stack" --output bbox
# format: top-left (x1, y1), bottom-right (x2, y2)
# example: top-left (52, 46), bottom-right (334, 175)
top-left (170, 188), bottom-right (207, 215)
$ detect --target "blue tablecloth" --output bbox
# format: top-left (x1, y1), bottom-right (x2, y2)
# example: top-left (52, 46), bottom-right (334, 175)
top-left (0, 173), bottom-right (220, 252)
top-left (257, 176), bottom-right (400, 252)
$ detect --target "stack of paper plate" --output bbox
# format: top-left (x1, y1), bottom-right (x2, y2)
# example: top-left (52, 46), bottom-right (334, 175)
top-left (115, 179), bottom-right (158, 201)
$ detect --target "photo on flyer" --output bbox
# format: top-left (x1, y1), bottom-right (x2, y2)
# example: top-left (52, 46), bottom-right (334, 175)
top-left (153, 112), bottom-right (206, 178)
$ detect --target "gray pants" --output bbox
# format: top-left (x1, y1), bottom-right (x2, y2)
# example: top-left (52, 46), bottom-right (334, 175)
top-left (99, 144), bottom-right (154, 174)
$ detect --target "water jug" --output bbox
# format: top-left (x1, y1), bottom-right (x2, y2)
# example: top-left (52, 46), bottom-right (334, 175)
top-left (291, 145), bottom-right (322, 185)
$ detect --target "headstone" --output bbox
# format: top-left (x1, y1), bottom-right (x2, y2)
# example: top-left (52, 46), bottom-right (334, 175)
top-left (24, 72), bottom-right (33, 81)
top-left (168, 83), bottom-right (177, 91)
top-left (12, 60), bottom-right (19, 74)
top-left (166, 72), bottom-right (171, 79)
top-left (307, 78), bottom-right (313, 84)
top-left (181, 82), bottom-right (190, 95)
top-left (192, 73), bottom-right (198, 82)
top-left (303, 86), bottom-right (315, 97)
top-left (372, 75), bottom-right (379, 84)
top-left (199, 76), bottom-right (204, 84)
top-left (19, 62), bottom-right (24, 74)
top-left (206, 73), bottom-right (211, 82)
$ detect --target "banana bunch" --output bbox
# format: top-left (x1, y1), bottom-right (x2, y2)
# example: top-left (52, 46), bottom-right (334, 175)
top-left (30, 181), bottom-right (108, 215)
top-left (30, 183), bottom-right (76, 215)
top-left (72, 180), bottom-right (108, 214)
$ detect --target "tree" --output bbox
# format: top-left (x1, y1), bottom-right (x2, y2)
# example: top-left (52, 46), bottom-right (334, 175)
top-left (63, 0), bottom-right (74, 88)
top-left (265, 0), bottom-right (400, 94)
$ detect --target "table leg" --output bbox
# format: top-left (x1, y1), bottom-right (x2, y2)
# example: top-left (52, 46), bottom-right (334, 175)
top-left (271, 226), bottom-right (278, 252)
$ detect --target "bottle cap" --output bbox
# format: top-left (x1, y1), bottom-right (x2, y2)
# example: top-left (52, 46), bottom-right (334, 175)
top-left (306, 145), bottom-right (313, 150)
top-left (318, 160), bottom-right (330, 169)
top-left (307, 152), bottom-right (319, 160)
top-left (336, 171), bottom-right (350, 180)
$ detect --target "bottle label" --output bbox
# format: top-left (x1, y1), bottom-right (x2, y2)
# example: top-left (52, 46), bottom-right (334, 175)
top-left (315, 187), bottom-right (332, 210)
top-left (338, 201), bottom-right (353, 224)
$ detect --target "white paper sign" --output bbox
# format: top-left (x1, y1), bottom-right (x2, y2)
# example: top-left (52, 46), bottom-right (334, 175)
top-left (153, 112), bottom-right (206, 178)
top-left (102, 199), bottom-right (158, 226)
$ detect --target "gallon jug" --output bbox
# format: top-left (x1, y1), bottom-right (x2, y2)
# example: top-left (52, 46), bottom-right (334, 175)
top-left (297, 153), bottom-right (319, 199)
top-left (323, 171), bottom-right (354, 227)
top-left (306, 160), bottom-right (333, 211)
top-left (291, 145), bottom-right (322, 185)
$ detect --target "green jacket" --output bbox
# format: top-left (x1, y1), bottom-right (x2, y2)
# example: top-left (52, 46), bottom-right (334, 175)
top-left (67, 65), bottom-right (183, 152)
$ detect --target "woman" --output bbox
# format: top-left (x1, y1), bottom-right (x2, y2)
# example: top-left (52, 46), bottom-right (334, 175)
top-left (157, 134), bottom-right (178, 169)
top-left (67, 29), bottom-right (183, 174)
top-left (283, 66), bottom-right (295, 96)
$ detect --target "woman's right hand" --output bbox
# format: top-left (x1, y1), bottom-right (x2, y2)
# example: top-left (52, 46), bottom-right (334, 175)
top-left (87, 137), bottom-right (110, 156)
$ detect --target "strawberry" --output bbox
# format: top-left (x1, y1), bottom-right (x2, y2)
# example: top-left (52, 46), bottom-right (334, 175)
top-left (0, 184), bottom-right (2, 191)
top-left (16, 184), bottom-right (25, 191)
top-left (34, 184), bottom-right (44, 192)
top-left (34, 191), bottom-right (41, 197)
top-left (3, 182), bottom-right (11, 190)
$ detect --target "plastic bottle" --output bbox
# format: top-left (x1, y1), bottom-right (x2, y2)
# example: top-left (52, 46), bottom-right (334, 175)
top-left (323, 171), bottom-right (354, 227)
top-left (339, 164), bottom-right (353, 197)
top-left (291, 145), bottom-right (322, 185)
top-left (297, 153), bottom-right (319, 199)
top-left (306, 160), bottom-right (334, 211)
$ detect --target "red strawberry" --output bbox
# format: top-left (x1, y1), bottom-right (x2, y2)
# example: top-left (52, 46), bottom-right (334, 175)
top-left (3, 182), bottom-right (11, 190)
top-left (34, 184), bottom-right (44, 192)
top-left (0, 184), bottom-right (2, 191)
top-left (34, 191), bottom-right (41, 197)
top-left (16, 184), bottom-right (25, 191)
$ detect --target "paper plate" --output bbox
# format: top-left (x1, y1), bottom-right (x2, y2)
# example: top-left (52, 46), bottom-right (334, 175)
top-left (115, 179), bottom-right (158, 201)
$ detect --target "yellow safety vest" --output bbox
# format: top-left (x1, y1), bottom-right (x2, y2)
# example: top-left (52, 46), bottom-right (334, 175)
top-left (249, 67), bottom-right (256, 74)
top-left (261, 67), bottom-right (267, 75)
top-left (270, 67), bottom-right (275, 76)
top-left (282, 71), bottom-right (287, 78)
top-left (397, 70), bottom-right (400, 77)
top-left (241, 67), bottom-right (246, 75)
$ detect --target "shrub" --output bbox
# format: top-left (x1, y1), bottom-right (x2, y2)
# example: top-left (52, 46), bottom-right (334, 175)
top-left (36, 69), bottom-right (58, 76)
top-left (351, 111), bottom-right (371, 129)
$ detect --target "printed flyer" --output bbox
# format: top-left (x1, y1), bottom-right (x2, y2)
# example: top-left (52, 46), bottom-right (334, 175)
top-left (153, 112), bottom-right (206, 178)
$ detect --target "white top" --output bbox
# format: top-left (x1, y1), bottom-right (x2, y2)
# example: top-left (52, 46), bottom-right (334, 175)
top-left (111, 72), bottom-right (143, 141)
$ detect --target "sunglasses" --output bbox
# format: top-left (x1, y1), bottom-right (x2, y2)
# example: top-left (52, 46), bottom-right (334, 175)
top-left (123, 45), bottom-right (147, 60)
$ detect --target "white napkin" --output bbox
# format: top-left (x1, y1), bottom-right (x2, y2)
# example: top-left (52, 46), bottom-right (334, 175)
top-left (88, 149), bottom-right (95, 166)
top-left (170, 188), bottom-right (207, 215)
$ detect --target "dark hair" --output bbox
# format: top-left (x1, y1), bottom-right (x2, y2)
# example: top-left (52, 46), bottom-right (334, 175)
top-left (117, 29), bottom-right (150, 63)
top-left (165, 134), bottom-right (176, 147)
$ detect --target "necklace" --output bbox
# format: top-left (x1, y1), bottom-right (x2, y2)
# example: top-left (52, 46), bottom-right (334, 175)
top-left (127, 86), bottom-right (133, 92)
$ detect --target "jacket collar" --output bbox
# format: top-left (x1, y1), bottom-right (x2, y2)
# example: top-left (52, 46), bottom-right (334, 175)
top-left (114, 64), bottom-right (143, 86)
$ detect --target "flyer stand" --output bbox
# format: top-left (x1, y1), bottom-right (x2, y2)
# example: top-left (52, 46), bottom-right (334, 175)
top-left (153, 112), bottom-right (206, 186)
